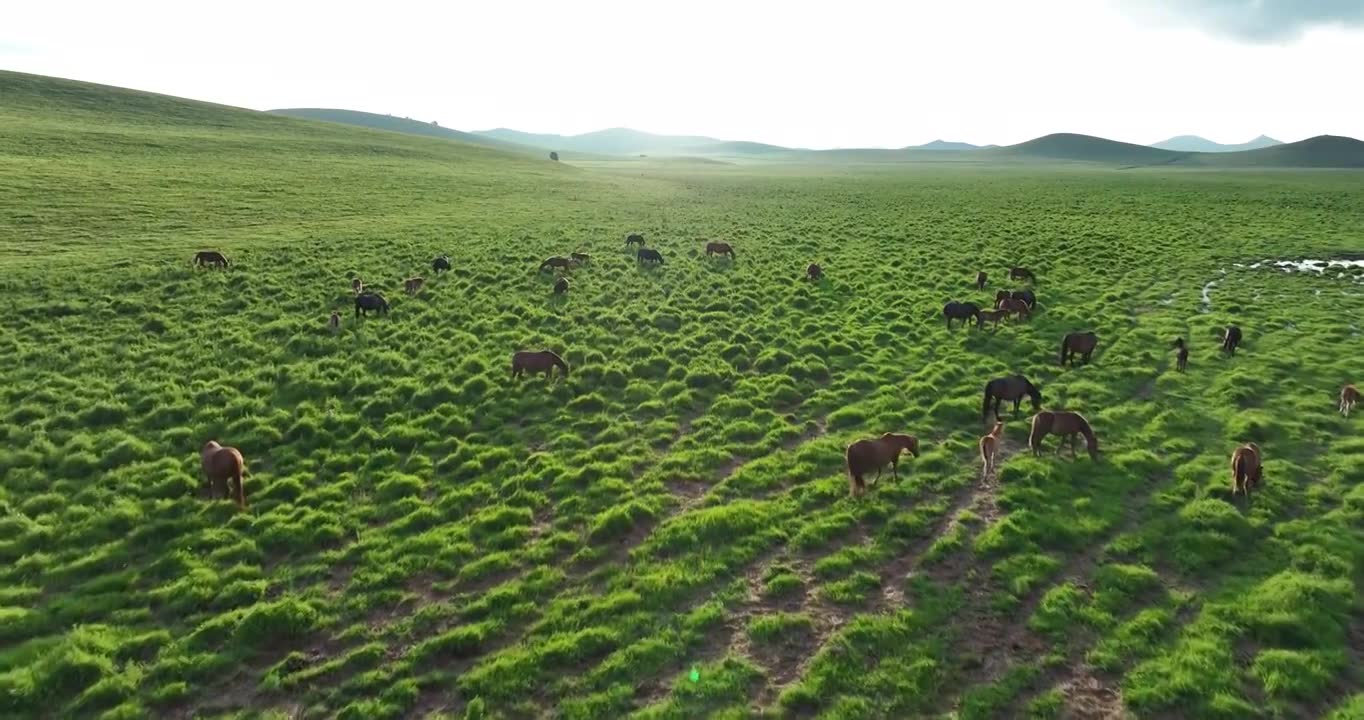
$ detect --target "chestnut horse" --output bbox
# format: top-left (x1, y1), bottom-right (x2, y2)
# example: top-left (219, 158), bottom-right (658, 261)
top-left (432, 255), bottom-right (451, 273)
top-left (976, 308), bottom-right (1009, 331)
top-left (1174, 337), bottom-right (1189, 372)
top-left (806, 263), bottom-right (824, 281)
top-left (626, 233), bottom-right (645, 247)
top-left (1221, 325), bottom-right (1243, 355)
top-left (980, 421), bottom-right (1005, 476)
top-left (512, 350), bottom-right (570, 381)
top-left (943, 301), bottom-right (982, 329)
top-left (201, 441), bottom-right (247, 509)
top-left (1340, 384), bottom-right (1359, 416)
top-left (540, 256), bottom-right (572, 272)
top-left (996, 288), bottom-right (1036, 309)
top-left (404, 277), bottom-right (425, 295)
top-left (637, 248), bottom-right (664, 264)
top-left (1028, 411), bottom-right (1099, 461)
top-left (194, 250), bottom-right (229, 268)
top-left (983, 374), bottom-right (1043, 423)
top-left (1059, 332), bottom-right (1099, 366)
top-left (705, 242), bottom-right (736, 259)
top-left (554, 277), bottom-right (569, 295)
top-left (975, 271), bottom-right (987, 291)
top-left (996, 297), bottom-right (1031, 321)
top-left (1230, 442), bottom-right (1262, 497)
top-left (1010, 267), bottom-right (1036, 283)
top-left (845, 433), bottom-right (920, 497)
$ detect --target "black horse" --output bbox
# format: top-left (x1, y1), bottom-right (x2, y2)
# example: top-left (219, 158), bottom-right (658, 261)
top-left (637, 248), bottom-right (664, 264)
top-left (554, 278), bottom-right (569, 295)
top-left (1221, 325), bottom-right (1243, 355)
top-left (626, 233), bottom-right (645, 247)
top-left (355, 292), bottom-right (389, 317)
top-left (982, 374), bottom-right (1043, 423)
top-left (432, 255), bottom-right (451, 273)
top-left (942, 301), bottom-right (982, 329)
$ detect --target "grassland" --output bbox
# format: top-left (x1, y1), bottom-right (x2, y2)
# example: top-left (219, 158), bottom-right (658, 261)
top-left (2, 70), bottom-right (1363, 719)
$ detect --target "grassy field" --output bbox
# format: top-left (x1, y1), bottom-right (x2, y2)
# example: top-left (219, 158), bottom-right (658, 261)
top-left (2, 70), bottom-right (1363, 719)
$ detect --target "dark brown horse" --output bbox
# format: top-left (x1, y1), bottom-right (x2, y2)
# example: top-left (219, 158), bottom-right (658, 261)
top-left (201, 440), bottom-right (247, 509)
top-left (626, 233), bottom-right (645, 247)
top-left (1028, 411), bottom-right (1099, 460)
top-left (806, 263), bottom-right (824, 281)
top-left (351, 277), bottom-right (364, 295)
top-left (637, 248), bottom-right (664, 264)
top-left (975, 271), bottom-right (987, 291)
top-left (844, 433), bottom-right (920, 497)
top-left (705, 242), bottom-right (736, 259)
top-left (354, 292), bottom-right (389, 317)
top-left (1230, 442), bottom-right (1262, 496)
top-left (328, 311), bottom-right (341, 333)
top-left (540, 256), bottom-right (572, 272)
top-left (554, 277), bottom-right (569, 295)
top-left (995, 288), bottom-right (1037, 309)
top-left (432, 255), bottom-right (451, 273)
top-left (1222, 325), bottom-right (1243, 355)
top-left (943, 301), bottom-right (982, 329)
top-left (571, 252), bottom-right (590, 264)
top-left (512, 350), bottom-right (570, 381)
top-left (1009, 267), bottom-right (1036, 283)
top-left (983, 374), bottom-right (1043, 423)
top-left (1174, 337), bottom-right (1189, 372)
top-left (996, 297), bottom-right (1031, 321)
top-left (1059, 332), bottom-right (1099, 366)
top-left (193, 250), bottom-right (228, 268)
top-left (1339, 384), bottom-right (1359, 417)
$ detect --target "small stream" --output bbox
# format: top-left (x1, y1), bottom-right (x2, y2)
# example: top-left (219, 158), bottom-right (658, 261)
top-left (1201, 258), bottom-right (1364, 313)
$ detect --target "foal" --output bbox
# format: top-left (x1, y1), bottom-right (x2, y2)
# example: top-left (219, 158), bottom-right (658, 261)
top-left (328, 311), bottom-right (340, 333)
top-left (201, 441), bottom-right (247, 510)
top-left (1340, 384), bottom-right (1360, 416)
top-left (975, 271), bottom-right (987, 290)
top-left (404, 277), bottom-right (425, 295)
top-left (979, 421), bottom-right (1005, 476)
top-left (806, 263), bottom-right (824, 281)
top-left (845, 433), bottom-right (920, 497)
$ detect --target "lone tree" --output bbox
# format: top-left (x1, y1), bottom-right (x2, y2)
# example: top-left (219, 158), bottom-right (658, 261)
top-left (549, 151), bottom-right (559, 162)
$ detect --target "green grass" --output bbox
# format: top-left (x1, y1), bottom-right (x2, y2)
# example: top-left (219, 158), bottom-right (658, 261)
top-left (2, 69), bottom-right (1364, 719)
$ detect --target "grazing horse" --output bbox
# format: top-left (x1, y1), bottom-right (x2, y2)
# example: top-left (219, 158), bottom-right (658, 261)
top-left (976, 308), bottom-right (1009, 330)
top-left (637, 248), bottom-right (664, 265)
top-left (328, 311), bottom-right (340, 333)
top-left (1222, 325), bottom-right (1243, 355)
top-left (995, 289), bottom-right (1037, 310)
top-left (540, 256), bottom-right (572, 272)
top-left (404, 277), bottom-right (425, 295)
top-left (554, 277), bottom-right (569, 295)
top-left (996, 297), bottom-right (1031, 321)
top-left (980, 421), bottom-right (1005, 476)
top-left (432, 255), bottom-right (451, 274)
top-left (1059, 332), bottom-right (1099, 366)
top-left (571, 252), bottom-right (590, 264)
top-left (1028, 411), bottom-right (1099, 460)
top-left (1230, 443), bottom-right (1262, 497)
top-left (351, 277), bottom-right (364, 295)
top-left (942, 301), bottom-right (982, 329)
top-left (626, 233), bottom-right (645, 247)
top-left (806, 263), bottom-right (824, 281)
top-left (512, 350), bottom-right (570, 381)
top-left (982, 374), bottom-right (1043, 423)
top-left (1340, 384), bottom-right (1360, 417)
top-left (1009, 267), bottom-right (1036, 283)
top-left (844, 433), bottom-right (920, 497)
top-left (1174, 337), bottom-right (1189, 372)
top-left (354, 293), bottom-right (389, 317)
top-left (201, 441), bottom-right (247, 509)
top-left (975, 271), bottom-right (987, 291)
top-left (193, 250), bottom-right (228, 268)
top-left (705, 241), bottom-right (736, 259)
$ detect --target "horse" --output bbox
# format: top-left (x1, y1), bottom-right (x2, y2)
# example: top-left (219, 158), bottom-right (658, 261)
top-left (354, 293), bottom-right (389, 317)
top-left (1174, 337), bottom-right (1189, 372)
top-left (540, 256), bottom-right (572, 272)
top-left (404, 277), bottom-right (425, 295)
top-left (638, 248), bottom-right (664, 265)
top-left (1230, 442), bottom-right (1262, 497)
top-left (432, 255), bottom-right (451, 274)
top-left (975, 271), bottom-right (987, 291)
top-left (975, 308), bottom-right (1009, 330)
top-left (571, 252), bottom-right (590, 264)
top-left (1340, 384), bottom-right (1360, 416)
top-left (1010, 267), bottom-right (1036, 283)
top-left (996, 297), bottom-right (1031, 321)
top-left (1222, 325), bottom-right (1243, 355)
top-left (351, 277), bottom-right (364, 295)
top-left (1059, 332), bottom-right (1099, 366)
top-left (982, 374), bottom-right (1043, 423)
top-left (328, 311), bottom-right (340, 333)
top-left (705, 241), bottom-right (736, 259)
top-left (193, 250), bottom-right (228, 268)
top-left (1028, 411), bottom-right (1099, 461)
top-left (980, 420), bottom-right (1005, 476)
top-left (512, 350), bottom-right (570, 381)
top-left (806, 263), bottom-right (824, 281)
top-left (943, 301), bottom-right (982, 329)
top-left (844, 433), bottom-right (920, 497)
top-left (201, 441), bottom-right (246, 509)
top-left (554, 277), bottom-right (569, 295)
top-left (626, 233), bottom-right (645, 247)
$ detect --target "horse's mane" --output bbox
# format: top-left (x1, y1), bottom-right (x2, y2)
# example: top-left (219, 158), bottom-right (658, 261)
top-left (545, 350), bottom-right (569, 371)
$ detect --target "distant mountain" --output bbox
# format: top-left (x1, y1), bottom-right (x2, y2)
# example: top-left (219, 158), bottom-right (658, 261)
top-left (268, 108), bottom-right (529, 152)
top-left (1199, 135), bottom-right (1364, 168)
top-left (991, 133), bottom-right (1187, 165)
top-left (907, 140), bottom-right (980, 151)
top-left (1152, 134), bottom-right (1282, 153)
top-left (474, 127), bottom-right (732, 156)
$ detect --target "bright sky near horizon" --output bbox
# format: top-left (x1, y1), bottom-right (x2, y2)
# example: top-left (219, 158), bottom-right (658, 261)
top-left (4, 0), bottom-right (1363, 149)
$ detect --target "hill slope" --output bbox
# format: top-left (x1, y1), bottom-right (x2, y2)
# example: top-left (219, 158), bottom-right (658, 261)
top-left (1200, 134), bottom-right (1364, 168)
top-left (474, 127), bottom-right (785, 156)
top-left (991, 133), bottom-right (1190, 165)
top-left (907, 140), bottom-right (980, 151)
top-left (1152, 134), bottom-right (1282, 152)
top-left (267, 108), bottom-right (531, 152)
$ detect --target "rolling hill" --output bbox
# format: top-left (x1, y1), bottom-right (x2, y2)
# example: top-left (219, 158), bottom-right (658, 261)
top-left (267, 108), bottom-right (531, 153)
top-left (1152, 134), bottom-right (1282, 153)
top-left (1199, 134), bottom-right (1364, 168)
top-left (474, 126), bottom-right (732, 156)
top-left (908, 140), bottom-right (980, 151)
top-left (990, 133), bottom-right (1190, 165)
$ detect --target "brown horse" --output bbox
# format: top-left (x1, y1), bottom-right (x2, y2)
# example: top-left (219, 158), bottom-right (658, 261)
top-left (975, 271), bottom-right (987, 291)
top-left (193, 250), bottom-right (228, 268)
top-left (540, 256), bottom-right (572, 272)
top-left (1230, 443), bottom-right (1262, 497)
top-left (983, 374), bottom-right (1043, 423)
top-left (404, 277), bottom-right (425, 295)
top-left (1059, 332), bottom-right (1099, 366)
top-left (943, 301), bottom-right (982, 329)
top-left (1340, 384), bottom-right (1360, 417)
top-left (996, 297), bottom-right (1031, 321)
top-left (844, 433), bottom-right (920, 497)
top-left (626, 233), bottom-right (645, 247)
top-left (980, 421), bottom-right (1005, 476)
top-left (1222, 325), bottom-right (1243, 355)
top-left (351, 277), bottom-right (364, 295)
top-left (328, 311), bottom-right (340, 333)
top-left (554, 277), bottom-right (569, 295)
top-left (705, 241), bottom-right (736, 259)
top-left (806, 263), bottom-right (824, 281)
top-left (996, 289), bottom-right (1036, 309)
top-left (975, 308), bottom-right (1009, 331)
top-left (1174, 338), bottom-right (1189, 372)
top-left (1010, 267), bottom-right (1036, 283)
top-left (1028, 411), bottom-right (1099, 460)
top-left (512, 350), bottom-right (570, 381)
top-left (201, 441), bottom-right (247, 509)
top-left (571, 252), bottom-right (590, 264)
top-left (637, 248), bottom-right (664, 264)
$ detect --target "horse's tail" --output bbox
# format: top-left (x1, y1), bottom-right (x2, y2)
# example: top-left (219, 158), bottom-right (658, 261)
top-left (982, 382), bottom-right (993, 422)
top-left (1059, 335), bottom-right (1069, 365)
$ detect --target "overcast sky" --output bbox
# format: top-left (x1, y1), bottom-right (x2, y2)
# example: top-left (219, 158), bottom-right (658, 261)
top-left (4, 0), bottom-right (1363, 148)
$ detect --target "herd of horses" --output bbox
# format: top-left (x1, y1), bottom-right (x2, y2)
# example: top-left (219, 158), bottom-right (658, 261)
top-left (190, 244), bottom-right (1356, 509)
